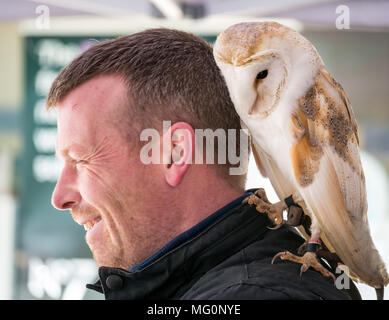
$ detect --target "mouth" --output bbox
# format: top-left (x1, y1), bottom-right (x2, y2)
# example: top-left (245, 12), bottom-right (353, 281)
top-left (83, 216), bottom-right (102, 231)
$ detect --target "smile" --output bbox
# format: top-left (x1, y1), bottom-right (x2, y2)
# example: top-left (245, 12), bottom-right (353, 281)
top-left (83, 217), bottom-right (102, 231)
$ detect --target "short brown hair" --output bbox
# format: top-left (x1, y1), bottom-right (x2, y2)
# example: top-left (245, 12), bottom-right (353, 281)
top-left (47, 28), bottom-right (248, 189)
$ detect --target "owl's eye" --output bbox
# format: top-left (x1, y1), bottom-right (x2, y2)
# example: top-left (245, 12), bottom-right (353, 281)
top-left (256, 70), bottom-right (268, 79)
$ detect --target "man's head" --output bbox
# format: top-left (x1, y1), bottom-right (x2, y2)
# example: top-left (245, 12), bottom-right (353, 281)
top-left (49, 29), bottom-right (248, 269)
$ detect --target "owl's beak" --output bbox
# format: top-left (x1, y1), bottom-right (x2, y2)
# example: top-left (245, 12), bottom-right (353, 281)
top-left (248, 94), bottom-right (260, 115)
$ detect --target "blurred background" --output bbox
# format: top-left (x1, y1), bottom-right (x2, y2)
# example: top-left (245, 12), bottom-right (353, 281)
top-left (0, 0), bottom-right (388, 300)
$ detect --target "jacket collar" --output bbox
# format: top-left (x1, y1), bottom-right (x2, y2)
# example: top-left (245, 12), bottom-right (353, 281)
top-left (87, 189), bottom-right (271, 299)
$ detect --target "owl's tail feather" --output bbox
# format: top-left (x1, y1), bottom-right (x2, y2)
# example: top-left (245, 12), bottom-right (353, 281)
top-left (376, 287), bottom-right (384, 300)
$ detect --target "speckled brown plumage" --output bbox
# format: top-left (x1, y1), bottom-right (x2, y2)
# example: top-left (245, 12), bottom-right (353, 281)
top-left (292, 68), bottom-right (359, 186)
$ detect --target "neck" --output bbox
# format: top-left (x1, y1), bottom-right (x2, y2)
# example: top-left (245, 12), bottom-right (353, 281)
top-left (172, 167), bottom-right (245, 233)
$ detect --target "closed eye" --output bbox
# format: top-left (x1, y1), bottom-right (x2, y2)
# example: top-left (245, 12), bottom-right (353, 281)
top-left (72, 158), bottom-right (88, 168)
top-left (76, 159), bottom-right (87, 165)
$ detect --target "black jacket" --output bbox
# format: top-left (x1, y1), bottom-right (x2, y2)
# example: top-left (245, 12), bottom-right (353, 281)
top-left (87, 190), bottom-right (352, 300)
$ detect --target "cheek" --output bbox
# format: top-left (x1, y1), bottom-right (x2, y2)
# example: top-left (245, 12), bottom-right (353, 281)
top-left (77, 169), bottom-right (107, 206)
top-left (74, 163), bottom-right (119, 206)
top-left (77, 153), bottom-right (164, 215)
top-left (78, 160), bottom-right (138, 205)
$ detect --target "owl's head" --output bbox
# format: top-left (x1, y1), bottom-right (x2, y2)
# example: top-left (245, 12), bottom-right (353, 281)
top-left (214, 21), bottom-right (322, 120)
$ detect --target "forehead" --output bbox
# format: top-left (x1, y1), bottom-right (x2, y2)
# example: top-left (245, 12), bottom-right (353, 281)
top-left (56, 75), bottom-right (128, 152)
top-left (215, 22), bottom-right (283, 66)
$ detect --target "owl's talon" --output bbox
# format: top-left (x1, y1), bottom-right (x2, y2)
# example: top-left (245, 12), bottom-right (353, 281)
top-left (271, 250), bottom-right (336, 284)
top-left (242, 195), bottom-right (259, 206)
top-left (254, 188), bottom-right (269, 202)
top-left (267, 222), bottom-right (284, 230)
top-left (271, 251), bottom-right (287, 264)
top-left (243, 189), bottom-right (286, 228)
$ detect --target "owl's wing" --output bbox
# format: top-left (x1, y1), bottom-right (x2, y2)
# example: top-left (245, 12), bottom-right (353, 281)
top-left (289, 67), bottom-right (388, 287)
top-left (320, 69), bottom-right (360, 145)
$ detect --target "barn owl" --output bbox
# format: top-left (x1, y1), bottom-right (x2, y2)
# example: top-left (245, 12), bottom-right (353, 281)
top-left (213, 21), bottom-right (388, 298)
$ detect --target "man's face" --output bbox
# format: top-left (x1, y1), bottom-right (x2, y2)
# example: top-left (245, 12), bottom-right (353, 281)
top-left (51, 75), bottom-right (179, 269)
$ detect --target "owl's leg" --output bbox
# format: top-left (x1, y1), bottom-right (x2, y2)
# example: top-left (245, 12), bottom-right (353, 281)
top-left (242, 188), bottom-right (285, 229)
top-left (272, 217), bottom-right (336, 283)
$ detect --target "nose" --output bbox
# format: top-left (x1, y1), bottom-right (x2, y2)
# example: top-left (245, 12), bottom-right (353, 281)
top-left (51, 164), bottom-right (81, 211)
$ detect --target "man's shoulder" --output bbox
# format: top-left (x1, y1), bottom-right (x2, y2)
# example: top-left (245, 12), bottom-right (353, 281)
top-left (181, 258), bottom-right (350, 300)
top-left (180, 225), bottom-right (351, 300)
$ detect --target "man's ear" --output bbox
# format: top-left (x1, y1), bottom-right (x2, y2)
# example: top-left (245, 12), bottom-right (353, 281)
top-left (163, 122), bottom-right (195, 187)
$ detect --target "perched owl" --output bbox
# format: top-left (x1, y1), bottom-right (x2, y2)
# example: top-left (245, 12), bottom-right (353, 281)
top-left (213, 21), bottom-right (388, 298)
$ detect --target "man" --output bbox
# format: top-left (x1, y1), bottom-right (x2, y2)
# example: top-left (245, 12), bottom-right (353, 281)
top-left (48, 28), bottom-right (354, 299)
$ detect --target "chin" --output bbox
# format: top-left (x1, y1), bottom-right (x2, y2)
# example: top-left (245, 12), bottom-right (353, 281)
top-left (92, 251), bottom-right (123, 269)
